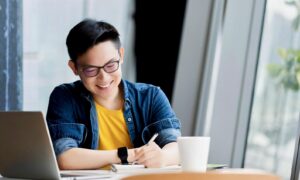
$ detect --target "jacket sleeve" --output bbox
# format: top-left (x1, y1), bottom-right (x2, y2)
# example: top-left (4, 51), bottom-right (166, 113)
top-left (46, 85), bottom-right (86, 156)
top-left (142, 87), bottom-right (181, 148)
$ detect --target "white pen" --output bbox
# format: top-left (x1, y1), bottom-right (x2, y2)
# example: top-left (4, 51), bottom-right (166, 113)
top-left (147, 133), bottom-right (159, 145)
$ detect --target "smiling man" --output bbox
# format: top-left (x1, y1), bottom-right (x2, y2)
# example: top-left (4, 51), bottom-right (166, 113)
top-left (46, 19), bottom-right (181, 170)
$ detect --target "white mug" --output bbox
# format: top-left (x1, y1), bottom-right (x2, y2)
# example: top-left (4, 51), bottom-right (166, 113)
top-left (177, 136), bottom-right (210, 172)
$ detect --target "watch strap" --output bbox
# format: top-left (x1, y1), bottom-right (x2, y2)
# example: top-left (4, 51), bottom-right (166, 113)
top-left (117, 147), bottom-right (128, 164)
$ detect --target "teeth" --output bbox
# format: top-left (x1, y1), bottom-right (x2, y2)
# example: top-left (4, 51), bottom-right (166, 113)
top-left (98, 84), bottom-right (110, 88)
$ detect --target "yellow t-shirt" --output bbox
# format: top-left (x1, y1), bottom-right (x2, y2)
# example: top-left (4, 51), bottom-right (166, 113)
top-left (95, 102), bottom-right (133, 150)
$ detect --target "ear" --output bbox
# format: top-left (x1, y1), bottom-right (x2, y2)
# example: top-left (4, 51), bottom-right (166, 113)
top-left (119, 47), bottom-right (124, 64)
top-left (68, 60), bottom-right (79, 75)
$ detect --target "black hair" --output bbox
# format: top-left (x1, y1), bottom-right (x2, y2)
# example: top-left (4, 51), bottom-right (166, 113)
top-left (66, 19), bottom-right (121, 62)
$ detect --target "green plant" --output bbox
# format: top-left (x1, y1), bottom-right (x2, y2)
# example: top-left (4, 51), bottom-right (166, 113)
top-left (267, 48), bottom-right (300, 91)
top-left (267, 0), bottom-right (300, 91)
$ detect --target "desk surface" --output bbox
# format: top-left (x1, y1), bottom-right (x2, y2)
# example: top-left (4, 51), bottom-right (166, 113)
top-left (0, 167), bottom-right (273, 180)
top-left (0, 167), bottom-right (180, 180)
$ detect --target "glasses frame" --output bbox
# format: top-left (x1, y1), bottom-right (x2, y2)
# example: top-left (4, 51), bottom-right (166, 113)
top-left (77, 60), bottom-right (120, 77)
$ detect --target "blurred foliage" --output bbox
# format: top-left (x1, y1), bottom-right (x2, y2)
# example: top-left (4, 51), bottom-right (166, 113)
top-left (267, 49), bottom-right (300, 91)
top-left (267, 0), bottom-right (300, 91)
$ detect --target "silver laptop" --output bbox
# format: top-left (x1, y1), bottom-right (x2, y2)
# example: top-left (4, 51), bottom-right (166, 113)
top-left (0, 111), bottom-right (112, 180)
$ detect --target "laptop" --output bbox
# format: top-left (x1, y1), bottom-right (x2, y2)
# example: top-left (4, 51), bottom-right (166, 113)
top-left (0, 111), bottom-right (112, 180)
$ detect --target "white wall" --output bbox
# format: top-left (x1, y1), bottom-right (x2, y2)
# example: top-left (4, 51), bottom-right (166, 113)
top-left (23, 0), bottom-right (135, 114)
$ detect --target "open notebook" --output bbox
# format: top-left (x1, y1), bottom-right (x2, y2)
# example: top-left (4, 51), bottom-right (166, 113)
top-left (111, 163), bottom-right (227, 173)
top-left (0, 111), bottom-right (112, 180)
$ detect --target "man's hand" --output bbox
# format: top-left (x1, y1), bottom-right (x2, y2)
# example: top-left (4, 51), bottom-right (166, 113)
top-left (127, 148), bottom-right (138, 163)
top-left (134, 142), bottom-right (167, 168)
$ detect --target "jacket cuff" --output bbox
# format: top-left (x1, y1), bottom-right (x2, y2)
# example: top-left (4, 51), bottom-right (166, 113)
top-left (156, 128), bottom-right (181, 147)
top-left (54, 137), bottom-right (78, 156)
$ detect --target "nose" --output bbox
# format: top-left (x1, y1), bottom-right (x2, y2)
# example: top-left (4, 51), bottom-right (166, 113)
top-left (96, 68), bottom-right (109, 80)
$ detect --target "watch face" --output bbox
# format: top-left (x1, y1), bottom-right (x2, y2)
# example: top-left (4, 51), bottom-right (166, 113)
top-left (118, 147), bottom-right (128, 164)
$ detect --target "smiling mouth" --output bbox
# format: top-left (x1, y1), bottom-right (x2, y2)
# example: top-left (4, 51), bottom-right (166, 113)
top-left (97, 81), bottom-right (113, 88)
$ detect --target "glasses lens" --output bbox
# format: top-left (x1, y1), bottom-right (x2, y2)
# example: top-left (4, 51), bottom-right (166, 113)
top-left (82, 67), bottom-right (99, 77)
top-left (103, 61), bottom-right (119, 73)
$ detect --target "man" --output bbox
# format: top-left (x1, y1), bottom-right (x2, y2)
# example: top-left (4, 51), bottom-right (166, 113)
top-left (46, 19), bottom-right (181, 170)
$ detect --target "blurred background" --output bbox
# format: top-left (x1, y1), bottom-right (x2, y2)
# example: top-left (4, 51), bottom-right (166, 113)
top-left (1, 0), bottom-right (300, 179)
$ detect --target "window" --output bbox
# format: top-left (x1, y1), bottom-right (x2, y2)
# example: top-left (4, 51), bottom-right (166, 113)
top-left (244, 1), bottom-right (300, 179)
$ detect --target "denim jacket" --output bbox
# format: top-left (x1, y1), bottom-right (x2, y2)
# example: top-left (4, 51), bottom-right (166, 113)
top-left (46, 79), bottom-right (181, 156)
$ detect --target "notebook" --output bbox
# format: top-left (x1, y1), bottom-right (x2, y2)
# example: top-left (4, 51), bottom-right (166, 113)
top-left (110, 163), bottom-right (227, 173)
top-left (0, 111), bottom-right (112, 180)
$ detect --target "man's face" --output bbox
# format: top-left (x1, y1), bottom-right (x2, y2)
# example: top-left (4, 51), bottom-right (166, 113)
top-left (71, 41), bottom-right (124, 100)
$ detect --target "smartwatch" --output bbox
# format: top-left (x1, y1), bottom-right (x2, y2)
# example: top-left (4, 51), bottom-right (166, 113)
top-left (117, 147), bottom-right (128, 164)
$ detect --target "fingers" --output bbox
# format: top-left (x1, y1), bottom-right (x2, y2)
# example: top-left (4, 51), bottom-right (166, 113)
top-left (135, 142), bottom-right (157, 156)
top-left (127, 148), bottom-right (138, 162)
top-left (134, 142), bottom-right (162, 167)
top-left (137, 150), bottom-right (164, 168)
top-left (134, 144), bottom-right (151, 160)
top-left (137, 151), bottom-right (156, 166)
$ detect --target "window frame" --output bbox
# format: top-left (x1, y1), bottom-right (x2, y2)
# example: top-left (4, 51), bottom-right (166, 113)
top-left (202, 0), bottom-right (266, 167)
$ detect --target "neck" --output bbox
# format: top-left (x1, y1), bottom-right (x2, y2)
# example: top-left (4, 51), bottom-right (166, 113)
top-left (93, 87), bottom-right (123, 110)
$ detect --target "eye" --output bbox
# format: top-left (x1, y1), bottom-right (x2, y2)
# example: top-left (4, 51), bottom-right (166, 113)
top-left (83, 67), bottom-right (97, 73)
top-left (106, 64), bottom-right (115, 68)
top-left (82, 67), bottom-right (99, 76)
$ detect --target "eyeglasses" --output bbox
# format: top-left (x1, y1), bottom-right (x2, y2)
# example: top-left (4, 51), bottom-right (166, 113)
top-left (78, 60), bottom-right (120, 77)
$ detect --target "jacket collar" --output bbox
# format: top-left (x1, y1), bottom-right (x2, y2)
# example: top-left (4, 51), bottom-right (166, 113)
top-left (121, 79), bottom-right (132, 106)
top-left (77, 79), bottom-right (132, 106)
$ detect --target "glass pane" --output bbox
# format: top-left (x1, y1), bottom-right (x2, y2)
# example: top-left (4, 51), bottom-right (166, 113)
top-left (23, 0), bottom-right (134, 114)
top-left (244, 0), bottom-right (300, 179)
